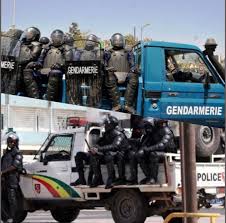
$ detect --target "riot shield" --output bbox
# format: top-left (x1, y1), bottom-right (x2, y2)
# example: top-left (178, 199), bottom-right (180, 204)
top-left (66, 60), bottom-right (102, 107)
top-left (65, 39), bottom-right (103, 108)
top-left (1, 34), bottom-right (20, 94)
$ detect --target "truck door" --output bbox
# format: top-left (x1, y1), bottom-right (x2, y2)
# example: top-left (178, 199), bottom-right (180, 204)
top-left (143, 47), bottom-right (224, 128)
top-left (32, 134), bottom-right (76, 199)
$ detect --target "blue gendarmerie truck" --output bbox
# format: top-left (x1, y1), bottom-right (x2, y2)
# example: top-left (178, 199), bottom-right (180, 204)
top-left (133, 39), bottom-right (224, 128)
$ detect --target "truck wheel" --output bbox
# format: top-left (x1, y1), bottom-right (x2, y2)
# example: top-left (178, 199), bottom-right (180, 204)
top-left (51, 208), bottom-right (80, 222)
top-left (111, 189), bottom-right (147, 223)
top-left (195, 125), bottom-right (220, 157)
top-left (14, 211), bottom-right (28, 223)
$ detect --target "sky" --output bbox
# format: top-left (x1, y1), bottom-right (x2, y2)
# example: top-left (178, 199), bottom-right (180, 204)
top-left (1, 0), bottom-right (225, 57)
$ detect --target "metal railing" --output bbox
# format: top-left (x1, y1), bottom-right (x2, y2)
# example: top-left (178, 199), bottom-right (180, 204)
top-left (163, 212), bottom-right (221, 223)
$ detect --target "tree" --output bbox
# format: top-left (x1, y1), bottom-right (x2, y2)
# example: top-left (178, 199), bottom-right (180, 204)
top-left (67, 22), bottom-right (89, 48)
top-left (125, 34), bottom-right (137, 47)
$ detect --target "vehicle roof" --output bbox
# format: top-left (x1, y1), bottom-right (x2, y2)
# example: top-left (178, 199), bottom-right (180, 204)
top-left (143, 41), bottom-right (201, 51)
top-left (51, 127), bottom-right (86, 135)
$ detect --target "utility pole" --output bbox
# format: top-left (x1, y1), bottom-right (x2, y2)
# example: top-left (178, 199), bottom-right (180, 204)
top-left (133, 26), bottom-right (136, 43)
top-left (182, 123), bottom-right (197, 223)
top-left (140, 23), bottom-right (150, 41)
top-left (11, 0), bottom-right (16, 29)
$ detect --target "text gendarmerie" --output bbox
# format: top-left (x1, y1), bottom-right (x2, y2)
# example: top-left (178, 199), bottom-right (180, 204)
top-left (67, 66), bottom-right (98, 75)
top-left (166, 106), bottom-right (223, 116)
top-left (1, 61), bottom-right (15, 69)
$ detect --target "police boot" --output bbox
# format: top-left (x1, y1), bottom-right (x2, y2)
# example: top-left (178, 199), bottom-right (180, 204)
top-left (23, 68), bottom-right (40, 98)
top-left (124, 72), bottom-right (138, 113)
top-left (114, 158), bottom-right (126, 185)
top-left (71, 170), bottom-right (86, 186)
top-left (149, 163), bottom-right (159, 184)
top-left (105, 161), bottom-right (116, 189)
top-left (127, 157), bottom-right (138, 185)
top-left (139, 161), bottom-right (151, 184)
top-left (46, 69), bottom-right (62, 102)
top-left (90, 156), bottom-right (103, 188)
top-left (8, 188), bottom-right (17, 222)
top-left (105, 73), bottom-right (121, 111)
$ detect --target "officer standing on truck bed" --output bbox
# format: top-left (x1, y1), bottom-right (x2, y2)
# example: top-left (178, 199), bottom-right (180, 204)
top-left (128, 118), bottom-right (176, 185)
top-left (104, 33), bottom-right (138, 113)
top-left (12, 27), bottom-right (42, 98)
top-left (89, 115), bottom-right (129, 189)
top-left (1, 133), bottom-right (23, 223)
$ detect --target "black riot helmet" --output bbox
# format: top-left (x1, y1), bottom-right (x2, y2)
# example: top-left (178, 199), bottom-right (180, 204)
top-left (64, 34), bottom-right (74, 46)
top-left (142, 118), bottom-right (155, 133)
top-left (7, 132), bottom-right (19, 149)
top-left (39, 36), bottom-right (50, 45)
top-left (23, 27), bottom-right (41, 42)
top-left (154, 118), bottom-right (167, 127)
top-left (85, 34), bottom-right (98, 50)
top-left (103, 115), bottom-right (119, 131)
top-left (110, 33), bottom-right (125, 49)
top-left (51, 29), bottom-right (64, 47)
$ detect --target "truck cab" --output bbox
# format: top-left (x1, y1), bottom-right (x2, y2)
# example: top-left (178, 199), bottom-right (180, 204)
top-left (134, 41), bottom-right (225, 128)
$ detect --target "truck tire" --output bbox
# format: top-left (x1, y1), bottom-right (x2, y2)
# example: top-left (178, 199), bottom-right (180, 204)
top-left (111, 189), bottom-right (147, 223)
top-left (14, 211), bottom-right (28, 223)
top-left (195, 125), bottom-right (220, 157)
top-left (51, 208), bottom-right (80, 222)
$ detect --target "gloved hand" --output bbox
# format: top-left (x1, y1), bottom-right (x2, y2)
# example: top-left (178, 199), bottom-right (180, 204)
top-left (106, 66), bottom-right (117, 72)
top-left (89, 147), bottom-right (99, 155)
top-left (51, 63), bottom-right (62, 70)
top-left (26, 61), bottom-right (42, 70)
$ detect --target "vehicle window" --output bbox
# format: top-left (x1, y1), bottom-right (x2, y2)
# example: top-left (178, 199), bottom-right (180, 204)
top-left (44, 135), bottom-right (73, 161)
top-left (165, 49), bottom-right (216, 83)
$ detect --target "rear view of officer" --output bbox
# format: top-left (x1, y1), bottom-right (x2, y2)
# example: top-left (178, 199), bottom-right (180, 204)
top-left (1, 133), bottom-right (23, 223)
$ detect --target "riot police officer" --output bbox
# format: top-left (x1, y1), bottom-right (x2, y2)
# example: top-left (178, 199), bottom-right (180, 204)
top-left (89, 115), bottom-right (129, 189)
top-left (1, 133), bottom-right (23, 223)
top-left (14, 27), bottom-right (42, 98)
top-left (39, 36), bottom-right (50, 49)
top-left (66, 34), bottom-right (102, 107)
top-left (64, 34), bottom-right (77, 60)
top-left (26, 29), bottom-right (73, 101)
top-left (1, 28), bottom-right (23, 95)
top-left (129, 118), bottom-right (176, 185)
top-left (104, 33), bottom-right (138, 113)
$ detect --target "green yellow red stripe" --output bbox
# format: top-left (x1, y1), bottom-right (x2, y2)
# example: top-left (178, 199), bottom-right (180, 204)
top-left (32, 174), bottom-right (79, 198)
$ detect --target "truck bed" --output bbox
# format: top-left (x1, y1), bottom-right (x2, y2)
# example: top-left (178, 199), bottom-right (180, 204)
top-left (71, 162), bottom-right (177, 199)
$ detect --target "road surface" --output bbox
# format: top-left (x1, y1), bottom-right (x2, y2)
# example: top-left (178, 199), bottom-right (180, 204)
top-left (18, 208), bottom-right (225, 223)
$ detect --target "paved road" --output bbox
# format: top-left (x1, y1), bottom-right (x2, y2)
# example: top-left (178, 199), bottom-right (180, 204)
top-left (19, 208), bottom-right (225, 223)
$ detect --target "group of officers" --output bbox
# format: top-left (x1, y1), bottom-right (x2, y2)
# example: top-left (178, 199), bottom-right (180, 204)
top-left (2, 26), bottom-right (139, 113)
top-left (1, 115), bottom-right (176, 222)
top-left (72, 115), bottom-right (176, 189)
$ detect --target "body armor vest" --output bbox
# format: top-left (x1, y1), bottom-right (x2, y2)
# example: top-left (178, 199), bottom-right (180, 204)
top-left (108, 49), bottom-right (130, 72)
top-left (18, 41), bottom-right (40, 63)
top-left (80, 49), bottom-right (99, 61)
top-left (43, 46), bottom-right (65, 68)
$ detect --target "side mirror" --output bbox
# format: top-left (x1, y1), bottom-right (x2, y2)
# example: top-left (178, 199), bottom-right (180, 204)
top-left (41, 152), bottom-right (48, 165)
top-left (204, 72), bottom-right (210, 89)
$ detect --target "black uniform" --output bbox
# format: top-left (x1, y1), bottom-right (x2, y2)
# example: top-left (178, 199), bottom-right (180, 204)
top-left (71, 151), bottom-right (97, 186)
top-left (1, 134), bottom-right (23, 222)
top-left (13, 27), bottom-right (42, 98)
top-left (129, 119), bottom-right (176, 185)
top-left (90, 116), bottom-right (129, 189)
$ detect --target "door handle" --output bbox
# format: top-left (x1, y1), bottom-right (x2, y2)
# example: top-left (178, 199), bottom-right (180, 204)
top-left (208, 94), bottom-right (220, 99)
top-left (168, 92), bottom-right (178, 97)
top-left (36, 170), bottom-right (47, 173)
top-left (60, 167), bottom-right (68, 171)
